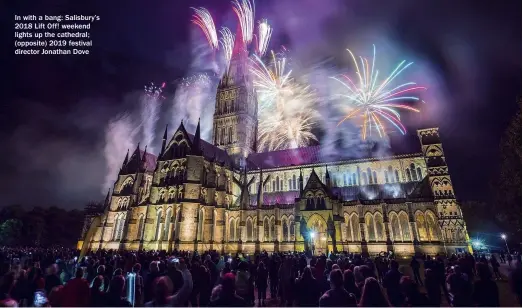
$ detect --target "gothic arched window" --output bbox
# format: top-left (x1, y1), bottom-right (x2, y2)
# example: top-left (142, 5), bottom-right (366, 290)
top-left (390, 213), bottom-right (401, 241)
top-left (253, 217), bottom-right (258, 240)
top-left (289, 217), bottom-right (295, 240)
top-left (365, 213), bottom-right (375, 241)
top-left (374, 213), bottom-right (385, 241)
top-left (163, 209), bottom-right (172, 241)
top-left (282, 218), bottom-right (289, 241)
top-left (367, 168), bottom-right (373, 184)
top-left (229, 218), bottom-right (235, 241)
top-left (173, 209), bottom-right (180, 241)
top-left (306, 196), bottom-right (314, 210)
top-left (410, 163), bottom-right (417, 181)
top-left (270, 217), bottom-right (276, 241)
top-left (137, 215), bottom-right (145, 240)
top-left (264, 217), bottom-right (270, 241)
top-left (155, 211), bottom-right (162, 241)
top-left (350, 214), bottom-right (360, 241)
top-left (395, 170), bottom-right (400, 182)
top-left (426, 211), bottom-right (440, 241)
top-left (372, 171), bottom-right (378, 184)
top-left (247, 218), bottom-right (253, 241)
top-left (275, 176), bottom-right (280, 191)
top-left (399, 211), bottom-right (411, 241)
top-left (406, 169), bottom-right (412, 182)
top-left (416, 211), bottom-right (428, 241)
top-left (197, 209), bottom-right (204, 241)
top-left (384, 171), bottom-right (389, 183)
top-left (352, 173), bottom-right (357, 185)
top-left (113, 216), bottom-right (120, 240)
top-left (235, 218), bottom-right (241, 242)
top-left (416, 167), bottom-right (423, 181)
top-left (361, 172), bottom-right (368, 185)
top-left (293, 174), bottom-right (297, 190)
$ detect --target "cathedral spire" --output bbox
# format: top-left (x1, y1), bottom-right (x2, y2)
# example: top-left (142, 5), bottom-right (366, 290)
top-left (159, 124), bottom-right (168, 157)
top-left (325, 165), bottom-right (331, 188)
top-left (192, 118), bottom-right (202, 155)
top-left (142, 145), bottom-right (148, 162)
top-left (232, 22), bottom-right (246, 60)
top-left (121, 149), bottom-right (129, 170)
top-left (104, 188), bottom-right (111, 208)
top-left (252, 122), bottom-right (258, 153)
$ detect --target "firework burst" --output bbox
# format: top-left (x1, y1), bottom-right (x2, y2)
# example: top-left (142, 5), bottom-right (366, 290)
top-left (219, 27), bottom-right (235, 71)
top-left (255, 19), bottom-right (272, 56)
top-left (232, 0), bottom-right (255, 45)
top-left (251, 51), bottom-right (318, 151)
top-left (144, 82), bottom-right (166, 99)
top-left (331, 45), bottom-right (426, 140)
top-left (191, 7), bottom-right (219, 50)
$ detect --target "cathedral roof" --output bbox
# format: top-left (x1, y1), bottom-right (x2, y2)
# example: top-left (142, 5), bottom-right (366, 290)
top-left (248, 180), bottom-right (432, 206)
top-left (140, 150), bottom-right (157, 172)
top-left (186, 134), bottom-right (234, 167)
top-left (246, 133), bottom-right (422, 170)
top-left (331, 180), bottom-right (433, 201)
top-left (249, 191), bottom-right (300, 206)
top-left (121, 146), bottom-right (157, 175)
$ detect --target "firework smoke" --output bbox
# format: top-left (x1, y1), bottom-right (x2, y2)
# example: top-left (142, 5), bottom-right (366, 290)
top-left (140, 82), bottom-right (165, 154)
top-left (103, 114), bottom-right (139, 191)
top-left (171, 74), bottom-right (215, 140)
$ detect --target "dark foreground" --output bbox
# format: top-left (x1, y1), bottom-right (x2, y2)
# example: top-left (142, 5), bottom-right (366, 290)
top-left (0, 248), bottom-right (521, 307)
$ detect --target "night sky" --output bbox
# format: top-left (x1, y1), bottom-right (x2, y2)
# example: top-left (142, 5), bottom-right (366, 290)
top-left (2, 0), bottom-right (521, 209)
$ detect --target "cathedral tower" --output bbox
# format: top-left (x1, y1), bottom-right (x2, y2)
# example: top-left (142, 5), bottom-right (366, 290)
top-left (417, 128), bottom-right (472, 253)
top-left (212, 25), bottom-right (258, 159)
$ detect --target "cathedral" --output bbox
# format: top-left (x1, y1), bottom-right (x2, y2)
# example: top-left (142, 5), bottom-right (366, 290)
top-left (79, 31), bottom-right (472, 256)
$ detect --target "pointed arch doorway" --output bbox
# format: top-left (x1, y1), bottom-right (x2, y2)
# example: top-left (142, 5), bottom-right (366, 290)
top-left (307, 214), bottom-right (328, 255)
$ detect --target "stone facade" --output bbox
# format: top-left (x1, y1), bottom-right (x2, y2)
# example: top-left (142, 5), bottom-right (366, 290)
top-left (81, 124), bottom-right (471, 256)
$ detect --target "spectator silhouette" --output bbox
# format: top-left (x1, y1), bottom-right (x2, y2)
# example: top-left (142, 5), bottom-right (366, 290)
top-left (358, 277), bottom-right (390, 307)
top-left (319, 269), bottom-right (357, 307)
top-left (382, 260), bottom-right (403, 306)
top-left (209, 273), bottom-right (248, 306)
top-left (473, 262), bottom-right (499, 307)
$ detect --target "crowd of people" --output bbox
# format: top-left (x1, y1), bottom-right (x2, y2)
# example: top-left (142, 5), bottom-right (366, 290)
top-left (0, 247), bottom-right (520, 307)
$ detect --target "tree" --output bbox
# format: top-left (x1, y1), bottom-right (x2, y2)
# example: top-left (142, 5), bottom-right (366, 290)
top-left (0, 219), bottom-right (23, 246)
top-left (493, 100), bottom-right (522, 244)
top-left (84, 201), bottom-right (104, 216)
